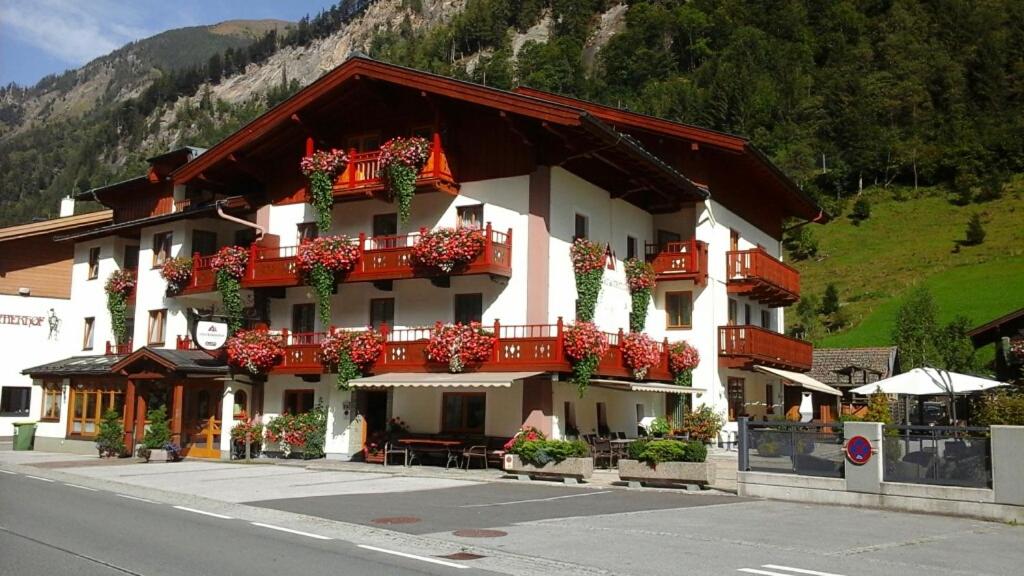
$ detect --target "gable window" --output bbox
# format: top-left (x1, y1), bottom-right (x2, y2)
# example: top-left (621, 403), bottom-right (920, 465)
top-left (41, 382), bottom-right (61, 421)
top-left (442, 392), bottom-right (485, 434)
top-left (88, 247), bottom-right (101, 280)
top-left (148, 309), bottom-right (167, 345)
top-left (370, 298), bottom-right (394, 329)
top-left (152, 232), bottom-right (172, 267)
top-left (83, 317), bottom-right (95, 350)
top-left (666, 292), bottom-right (693, 329)
top-left (191, 230), bottom-right (217, 257)
top-left (292, 303), bottom-right (316, 334)
top-left (297, 222), bottom-right (318, 244)
top-left (0, 387), bottom-right (30, 417)
top-left (626, 236), bottom-right (638, 260)
top-left (283, 389), bottom-right (315, 415)
top-left (453, 293), bottom-right (483, 325)
top-left (574, 213), bottom-right (589, 240)
top-left (457, 204), bottom-right (484, 229)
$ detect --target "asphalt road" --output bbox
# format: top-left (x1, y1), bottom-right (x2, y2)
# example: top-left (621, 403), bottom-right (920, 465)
top-left (0, 471), bottom-right (498, 576)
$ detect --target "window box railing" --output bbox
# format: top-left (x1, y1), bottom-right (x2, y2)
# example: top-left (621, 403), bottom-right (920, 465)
top-left (333, 132), bottom-right (456, 196)
top-left (645, 239), bottom-right (708, 284)
top-left (718, 324), bottom-right (812, 372)
top-left (726, 248), bottom-right (800, 306)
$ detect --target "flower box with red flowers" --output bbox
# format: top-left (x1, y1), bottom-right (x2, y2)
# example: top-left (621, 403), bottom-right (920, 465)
top-left (211, 245), bottom-right (249, 279)
top-left (318, 329), bottom-right (383, 367)
top-left (379, 136), bottom-right (431, 173)
top-left (570, 238), bottom-right (606, 275)
top-left (425, 322), bottom-right (495, 373)
top-left (625, 259), bottom-right (656, 291)
top-left (621, 332), bottom-right (661, 380)
top-left (300, 149), bottom-right (348, 178)
top-left (104, 269), bottom-right (136, 297)
top-left (669, 341), bottom-right (700, 386)
top-left (226, 329), bottom-right (285, 375)
top-left (160, 256), bottom-right (192, 294)
top-left (413, 227), bottom-right (485, 273)
top-left (296, 236), bottom-right (361, 275)
top-left (562, 321), bottom-right (609, 362)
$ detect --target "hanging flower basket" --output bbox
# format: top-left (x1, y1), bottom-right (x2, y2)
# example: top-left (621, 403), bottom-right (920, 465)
top-left (296, 236), bottom-right (361, 275)
top-left (425, 322), bottom-right (495, 373)
top-left (104, 269), bottom-right (136, 345)
top-left (319, 330), bottom-right (383, 389)
top-left (412, 227), bottom-right (485, 273)
top-left (212, 246), bottom-right (249, 333)
top-left (570, 239), bottom-right (605, 322)
top-left (563, 321), bottom-right (609, 395)
top-left (379, 136), bottom-right (431, 224)
top-left (211, 245), bottom-right (248, 279)
top-left (104, 269), bottom-right (135, 298)
top-left (625, 258), bottom-right (656, 332)
top-left (668, 341), bottom-right (700, 386)
top-left (621, 332), bottom-right (661, 380)
top-left (160, 256), bottom-right (192, 295)
top-left (226, 330), bottom-right (284, 375)
top-left (300, 149), bottom-right (348, 232)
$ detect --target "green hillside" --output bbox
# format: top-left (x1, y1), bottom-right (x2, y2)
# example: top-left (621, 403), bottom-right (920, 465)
top-left (795, 182), bottom-right (1024, 349)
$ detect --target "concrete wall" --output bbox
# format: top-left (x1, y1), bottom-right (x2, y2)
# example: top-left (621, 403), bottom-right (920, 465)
top-left (551, 381), bottom-right (665, 439)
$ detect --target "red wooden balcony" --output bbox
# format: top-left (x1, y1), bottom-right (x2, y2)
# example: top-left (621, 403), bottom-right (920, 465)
top-left (645, 239), bottom-right (708, 284)
top-left (105, 340), bottom-right (133, 355)
top-left (269, 319), bottom-right (674, 382)
top-left (726, 248), bottom-right (800, 306)
top-left (180, 223), bottom-right (512, 294)
top-left (718, 325), bottom-right (812, 372)
top-left (333, 132), bottom-right (457, 197)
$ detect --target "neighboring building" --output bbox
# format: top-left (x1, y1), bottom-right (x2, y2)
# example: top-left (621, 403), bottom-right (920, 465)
top-left (808, 347), bottom-right (900, 417)
top-left (968, 309), bottom-right (1024, 384)
top-left (21, 56), bottom-right (825, 459)
top-left (0, 206), bottom-right (112, 439)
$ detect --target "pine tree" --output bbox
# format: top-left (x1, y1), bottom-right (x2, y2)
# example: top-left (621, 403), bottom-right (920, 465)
top-left (965, 213), bottom-right (986, 245)
top-left (820, 283), bottom-right (840, 316)
top-left (865, 391), bottom-right (893, 425)
top-left (143, 405), bottom-right (172, 449)
top-left (96, 409), bottom-right (125, 457)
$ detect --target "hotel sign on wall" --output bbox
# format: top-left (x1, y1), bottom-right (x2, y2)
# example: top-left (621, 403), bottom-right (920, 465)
top-left (0, 314), bottom-right (45, 327)
top-left (195, 321), bottom-right (229, 351)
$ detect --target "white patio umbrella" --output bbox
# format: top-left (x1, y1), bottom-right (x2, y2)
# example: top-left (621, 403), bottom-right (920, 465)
top-left (849, 367), bottom-right (1007, 424)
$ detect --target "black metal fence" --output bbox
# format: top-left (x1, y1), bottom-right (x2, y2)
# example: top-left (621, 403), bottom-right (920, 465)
top-left (738, 419), bottom-right (845, 478)
top-left (882, 425), bottom-right (992, 488)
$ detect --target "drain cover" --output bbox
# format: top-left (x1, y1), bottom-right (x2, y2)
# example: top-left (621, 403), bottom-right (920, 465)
top-left (439, 552), bottom-right (485, 560)
top-left (452, 529), bottom-right (507, 538)
top-left (371, 516), bottom-right (421, 525)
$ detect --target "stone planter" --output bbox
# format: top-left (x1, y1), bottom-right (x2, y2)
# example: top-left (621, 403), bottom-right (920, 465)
top-left (617, 459), bottom-right (716, 488)
top-left (503, 454), bottom-right (593, 483)
top-left (136, 447), bottom-right (169, 463)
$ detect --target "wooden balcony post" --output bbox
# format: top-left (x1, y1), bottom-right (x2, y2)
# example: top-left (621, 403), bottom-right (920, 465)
top-left (282, 329), bottom-right (290, 347)
top-left (123, 380), bottom-right (136, 454)
top-left (192, 252), bottom-right (201, 288)
top-left (348, 147), bottom-right (358, 188)
top-left (305, 137), bottom-right (314, 156)
top-left (171, 381), bottom-right (184, 446)
top-left (484, 222), bottom-right (493, 265)
top-left (248, 243), bottom-right (258, 281)
top-left (430, 132), bottom-right (441, 178)
top-left (105, 341), bottom-right (112, 355)
top-left (662, 337), bottom-right (671, 371)
top-left (555, 317), bottom-right (564, 360)
top-left (492, 319), bottom-right (501, 362)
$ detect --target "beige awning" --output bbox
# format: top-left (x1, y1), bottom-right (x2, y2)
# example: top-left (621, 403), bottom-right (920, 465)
top-left (589, 379), bottom-right (706, 395)
top-left (348, 371), bottom-right (544, 388)
top-left (754, 365), bottom-right (842, 396)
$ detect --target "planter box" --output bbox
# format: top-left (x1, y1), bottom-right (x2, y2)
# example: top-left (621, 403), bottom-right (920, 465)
top-left (618, 459), bottom-right (716, 487)
top-left (136, 448), bottom-right (168, 463)
top-left (503, 454), bottom-right (593, 482)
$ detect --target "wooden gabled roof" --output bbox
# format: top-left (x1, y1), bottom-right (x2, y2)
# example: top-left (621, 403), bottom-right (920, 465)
top-left (0, 210), bottom-right (112, 242)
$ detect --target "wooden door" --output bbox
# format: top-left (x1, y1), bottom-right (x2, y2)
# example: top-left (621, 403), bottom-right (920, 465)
top-left (182, 383), bottom-right (223, 459)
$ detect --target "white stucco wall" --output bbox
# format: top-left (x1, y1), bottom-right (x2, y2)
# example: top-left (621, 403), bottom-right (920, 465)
top-left (389, 384), bottom-right (524, 437)
top-left (551, 381), bottom-right (665, 440)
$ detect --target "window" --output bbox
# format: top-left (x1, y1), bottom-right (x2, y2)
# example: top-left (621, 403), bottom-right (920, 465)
top-left (292, 303), bottom-right (316, 333)
top-left (369, 298), bottom-right (394, 329)
top-left (0, 387), bottom-right (30, 416)
top-left (728, 377), bottom-right (746, 421)
top-left (563, 401), bottom-right (578, 436)
top-left (656, 229), bottom-right (681, 248)
top-left (234, 229), bottom-right (256, 248)
top-left (761, 310), bottom-right (771, 329)
top-left (457, 204), bottom-right (484, 229)
top-left (191, 230), bottom-right (217, 257)
top-left (372, 213), bottom-right (398, 237)
top-left (346, 133), bottom-right (381, 152)
top-left (596, 402), bottom-right (609, 436)
top-left (82, 317), bottom-right (95, 350)
top-left (636, 403), bottom-right (646, 437)
top-left (123, 245), bottom-right (139, 270)
top-left (574, 213), bottom-right (588, 240)
top-left (283, 389), bottom-right (315, 415)
top-left (68, 383), bottom-right (123, 437)
top-left (665, 292), bottom-right (693, 329)
top-left (41, 383), bottom-right (61, 421)
top-left (152, 232), bottom-right (172, 267)
top-left (88, 247), bottom-right (101, 279)
top-left (454, 293), bottom-right (483, 325)
top-left (730, 229), bottom-right (740, 252)
top-left (744, 303), bottom-right (752, 325)
top-left (297, 222), bottom-right (318, 244)
top-left (148, 309), bottom-right (167, 345)
top-left (626, 236), bottom-right (638, 260)
top-left (442, 393), bottom-right (486, 434)
top-left (728, 299), bottom-right (738, 325)
top-left (765, 383), bottom-right (775, 415)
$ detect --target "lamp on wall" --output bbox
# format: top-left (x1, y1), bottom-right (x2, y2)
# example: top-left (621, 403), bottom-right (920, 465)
top-left (18, 287), bottom-right (30, 296)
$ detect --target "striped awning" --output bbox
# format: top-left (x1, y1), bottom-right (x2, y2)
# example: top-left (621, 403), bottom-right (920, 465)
top-left (347, 371), bottom-right (544, 388)
top-left (754, 365), bottom-right (842, 396)
top-left (589, 379), bottom-right (706, 395)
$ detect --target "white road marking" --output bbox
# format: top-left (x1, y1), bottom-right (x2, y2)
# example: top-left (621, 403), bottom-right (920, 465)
top-left (762, 566), bottom-right (846, 576)
top-left (250, 522), bottom-right (331, 540)
top-left (64, 483), bottom-right (98, 492)
top-left (25, 475), bottom-right (54, 483)
top-left (358, 544), bottom-right (469, 569)
top-left (173, 506), bottom-right (232, 519)
top-left (116, 494), bottom-right (155, 503)
top-left (460, 490), bottom-right (613, 508)
top-left (0, 469), bottom-right (16, 475)
top-left (738, 569), bottom-right (802, 576)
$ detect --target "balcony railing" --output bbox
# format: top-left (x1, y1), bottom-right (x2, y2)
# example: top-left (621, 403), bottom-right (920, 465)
top-left (181, 223), bottom-right (513, 294)
top-left (105, 340), bottom-right (133, 355)
top-left (718, 325), bottom-right (812, 372)
top-left (244, 319), bottom-right (674, 381)
top-left (645, 239), bottom-right (708, 284)
top-left (726, 248), bottom-right (800, 306)
top-left (333, 132), bottom-right (456, 197)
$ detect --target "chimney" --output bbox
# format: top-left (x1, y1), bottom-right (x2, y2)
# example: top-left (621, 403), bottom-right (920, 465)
top-left (59, 196), bottom-right (75, 217)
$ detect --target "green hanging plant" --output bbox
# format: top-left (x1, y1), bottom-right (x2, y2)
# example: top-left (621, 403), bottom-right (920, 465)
top-left (563, 321), bottom-right (609, 397)
top-left (104, 269), bottom-right (136, 345)
top-left (318, 330), bottom-right (384, 390)
top-left (211, 246), bottom-right (248, 334)
top-left (570, 238), bottom-right (605, 322)
top-left (300, 149), bottom-right (348, 232)
top-left (625, 258), bottom-right (656, 332)
top-left (296, 236), bottom-right (361, 327)
top-left (668, 341), bottom-right (700, 387)
top-left (379, 136), bottom-right (431, 224)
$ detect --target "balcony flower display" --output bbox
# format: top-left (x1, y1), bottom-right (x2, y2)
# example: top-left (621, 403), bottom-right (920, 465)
top-left (211, 246), bottom-right (249, 333)
top-left (412, 227), bottom-right (485, 273)
top-left (570, 238), bottom-right (605, 321)
top-left (379, 136), bottom-right (430, 224)
top-left (159, 256), bottom-right (192, 296)
top-left (264, 401), bottom-right (327, 459)
top-left (319, 329), bottom-right (383, 389)
top-left (668, 341), bottom-right (700, 386)
top-left (625, 258), bottom-right (656, 331)
top-left (226, 329), bottom-right (284, 376)
top-left (621, 332), bottom-right (661, 380)
top-left (300, 148), bottom-right (348, 232)
top-left (425, 321), bottom-right (495, 373)
top-left (104, 269), bottom-right (136, 345)
top-left (563, 321), bottom-right (609, 395)
top-left (296, 236), bottom-right (361, 326)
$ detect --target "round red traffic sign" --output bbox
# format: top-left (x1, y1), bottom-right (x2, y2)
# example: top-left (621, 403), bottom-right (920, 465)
top-left (846, 435), bottom-right (872, 465)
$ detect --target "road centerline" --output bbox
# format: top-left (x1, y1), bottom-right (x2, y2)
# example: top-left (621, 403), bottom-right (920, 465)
top-left (173, 505), bottom-right (232, 519)
top-left (762, 565), bottom-right (846, 576)
top-left (64, 483), bottom-right (98, 492)
top-left (25, 475), bottom-right (55, 482)
top-left (459, 490), bottom-right (614, 508)
top-left (116, 494), bottom-right (155, 503)
top-left (250, 522), bottom-right (331, 540)
top-left (358, 544), bottom-right (469, 569)
top-left (0, 469), bottom-right (16, 475)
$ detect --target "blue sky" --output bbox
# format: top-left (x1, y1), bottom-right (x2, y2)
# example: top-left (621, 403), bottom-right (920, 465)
top-left (0, 0), bottom-right (338, 86)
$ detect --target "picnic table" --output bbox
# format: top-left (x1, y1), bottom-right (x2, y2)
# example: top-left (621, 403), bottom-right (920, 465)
top-left (397, 438), bottom-right (463, 468)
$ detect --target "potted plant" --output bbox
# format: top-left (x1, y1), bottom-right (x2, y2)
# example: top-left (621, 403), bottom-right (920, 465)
top-left (95, 409), bottom-right (125, 458)
top-left (230, 412), bottom-right (264, 460)
top-left (645, 416), bottom-right (671, 438)
top-left (618, 438), bottom-right (715, 487)
top-left (319, 329), bottom-right (383, 389)
top-left (624, 258), bottom-right (656, 331)
top-left (621, 332), bottom-right (660, 380)
top-left (264, 401), bottom-right (327, 459)
top-left (412, 227), bottom-right (485, 273)
top-left (425, 322), bottom-right (495, 373)
top-left (681, 405), bottom-right (724, 445)
top-left (300, 148), bottom-right (348, 232)
top-left (296, 235), bottom-right (361, 325)
top-left (563, 321), bottom-right (609, 396)
top-left (669, 341), bottom-right (700, 386)
top-left (159, 256), bottom-right (192, 295)
top-left (211, 245), bottom-right (248, 333)
top-left (379, 136), bottom-right (431, 223)
top-left (226, 329), bottom-right (285, 375)
top-left (570, 238), bottom-right (605, 321)
top-left (137, 405), bottom-right (175, 462)
top-left (502, 426), bottom-right (592, 483)
top-left (104, 269), bottom-right (135, 346)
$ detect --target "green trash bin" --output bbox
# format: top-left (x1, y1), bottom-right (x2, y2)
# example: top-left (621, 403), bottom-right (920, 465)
top-left (13, 422), bottom-right (36, 451)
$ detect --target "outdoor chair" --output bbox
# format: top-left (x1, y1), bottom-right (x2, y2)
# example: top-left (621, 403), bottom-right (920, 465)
top-left (383, 441), bottom-right (409, 467)
top-left (592, 438), bottom-right (615, 469)
top-left (464, 437), bottom-right (507, 470)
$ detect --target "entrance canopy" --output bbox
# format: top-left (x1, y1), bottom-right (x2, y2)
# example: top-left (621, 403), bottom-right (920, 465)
top-left (849, 367), bottom-right (1006, 396)
top-left (754, 365), bottom-right (842, 396)
top-left (348, 371), bottom-right (544, 388)
top-left (589, 379), bottom-right (706, 395)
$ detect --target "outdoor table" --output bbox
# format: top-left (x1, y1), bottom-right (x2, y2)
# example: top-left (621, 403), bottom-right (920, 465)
top-left (397, 438), bottom-right (463, 468)
top-left (610, 438), bottom-right (634, 460)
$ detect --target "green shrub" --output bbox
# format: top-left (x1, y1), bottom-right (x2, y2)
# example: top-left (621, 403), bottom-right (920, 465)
top-left (511, 439), bottom-right (587, 466)
top-left (973, 390), bottom-right (1024, 425)
top-left (682, 405), bottom-right (724, 443)
top-left (96, 409), bottom-right (125, 457)
top-left (647, 416), bottom-right (671, 437)
top-left (143, 405), bottom-right (172, 449)
top-left (850, 197), bottom-right (871, 223)
top-left (964, 213), bottom-right (986, 245)
top-left (632, 439), bottom-right (707, 465)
